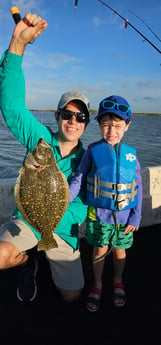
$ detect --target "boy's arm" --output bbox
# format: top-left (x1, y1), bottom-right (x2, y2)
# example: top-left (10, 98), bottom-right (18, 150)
top-left (126, 158), bottom-right (143, 229)
top-left (70, 148), bottom-right (92, 202)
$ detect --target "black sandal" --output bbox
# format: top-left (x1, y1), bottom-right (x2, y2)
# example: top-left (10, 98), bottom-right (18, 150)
top-left (86, 287), bottom-right (102, 312)
top-left (112, 282), bottom-right (127, 307)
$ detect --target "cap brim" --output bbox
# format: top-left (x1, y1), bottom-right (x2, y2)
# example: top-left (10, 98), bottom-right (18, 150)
top-left (95, 110), bottom-right (129, 121)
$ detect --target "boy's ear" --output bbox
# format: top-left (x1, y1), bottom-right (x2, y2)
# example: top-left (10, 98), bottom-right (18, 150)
top-left (125, 120), bottom-right (131, 132)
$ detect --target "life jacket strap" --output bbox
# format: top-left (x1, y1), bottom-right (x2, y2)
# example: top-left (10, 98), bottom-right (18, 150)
top-left (87, 182), bottom-right (137, 210)
top-left (87, 176), bottom-right (137, 192)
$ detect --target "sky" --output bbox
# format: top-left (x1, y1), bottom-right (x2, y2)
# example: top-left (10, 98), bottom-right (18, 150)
top-left (0, 0), bottom-right (161, 113)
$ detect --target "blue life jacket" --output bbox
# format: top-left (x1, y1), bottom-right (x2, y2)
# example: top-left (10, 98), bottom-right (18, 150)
top-left (86, 140), bottom-right (138, 211)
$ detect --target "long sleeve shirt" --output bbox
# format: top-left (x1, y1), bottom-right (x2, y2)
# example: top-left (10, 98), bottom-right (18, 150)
top-left (0, 50), bottom-right (88, 250)
top-left (70, 143), bottom-right (142, 227)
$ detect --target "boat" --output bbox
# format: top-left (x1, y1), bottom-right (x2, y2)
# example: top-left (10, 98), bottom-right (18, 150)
top-left (1, 165), bottom-right (161, 227)
top-left (0, 166), bottom-right (161, 344)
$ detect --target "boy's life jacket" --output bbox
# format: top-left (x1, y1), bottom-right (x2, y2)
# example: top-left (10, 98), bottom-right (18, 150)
top-left (86, 140), bottom-right (138, 211)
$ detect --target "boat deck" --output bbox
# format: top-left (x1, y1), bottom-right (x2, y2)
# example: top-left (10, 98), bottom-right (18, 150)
top-left (0, 223), bottom-right (161, 345)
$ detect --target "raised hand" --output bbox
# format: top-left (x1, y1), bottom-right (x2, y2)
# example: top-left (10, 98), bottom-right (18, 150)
top-left (9, 13), bottom-right (48, 55)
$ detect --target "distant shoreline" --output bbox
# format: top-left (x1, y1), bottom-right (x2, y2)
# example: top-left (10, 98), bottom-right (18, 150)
top-left (30, 109), bottom-right (161, 116)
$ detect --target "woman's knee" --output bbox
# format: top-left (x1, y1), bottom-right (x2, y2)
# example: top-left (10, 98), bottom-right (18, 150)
top-left (57, 287), bottom-right (82, 303)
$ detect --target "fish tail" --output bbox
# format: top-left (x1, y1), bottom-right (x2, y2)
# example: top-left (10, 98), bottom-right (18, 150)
top-left (37, 237), bottom-right (58, 251)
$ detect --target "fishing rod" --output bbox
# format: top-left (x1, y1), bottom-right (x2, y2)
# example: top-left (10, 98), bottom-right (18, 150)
top-left (10, 6), bottom-right (34, 44)
top-left (97, 0), bottom-right (161, 55)
top-left (128, 9), bottom-right (161, 43)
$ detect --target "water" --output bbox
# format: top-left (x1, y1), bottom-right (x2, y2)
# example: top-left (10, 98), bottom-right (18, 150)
top-left (0, 111), bottom-right (161, 179)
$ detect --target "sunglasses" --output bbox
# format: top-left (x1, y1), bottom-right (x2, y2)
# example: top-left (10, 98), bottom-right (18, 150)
top-left (58, 109), bottom-right (89, 123)
top-left (102, 100), bottom-right (130, 114)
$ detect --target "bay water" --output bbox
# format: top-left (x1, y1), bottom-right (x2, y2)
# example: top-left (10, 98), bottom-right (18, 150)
top-left (0, 111), bottom-right (161, 179)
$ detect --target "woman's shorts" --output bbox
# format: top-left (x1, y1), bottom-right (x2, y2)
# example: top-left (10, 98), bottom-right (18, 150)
top-left (85, 219), bottom-right (133, 249)
top-left (0, 218), bottom-right (84, 290)
top-left (46, 234), bottom-right (84, 290)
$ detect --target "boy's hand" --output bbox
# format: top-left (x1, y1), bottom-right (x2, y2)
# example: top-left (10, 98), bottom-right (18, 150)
top-left (9, 13), bottom-right (48, 55)
top-left (123, 224), bottom-right (139, 234)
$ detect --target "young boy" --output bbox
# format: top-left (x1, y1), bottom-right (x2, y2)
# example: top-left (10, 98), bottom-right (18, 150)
top-left (70, 95), bottom-right (142, 312)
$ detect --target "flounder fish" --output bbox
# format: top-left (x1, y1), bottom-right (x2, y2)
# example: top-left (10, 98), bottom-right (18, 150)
top-left (14, 138), bottom-right (70, 251)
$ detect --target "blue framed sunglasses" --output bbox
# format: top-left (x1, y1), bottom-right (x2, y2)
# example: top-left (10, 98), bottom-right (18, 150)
top-left (102, 100), bottom-right (130, 114)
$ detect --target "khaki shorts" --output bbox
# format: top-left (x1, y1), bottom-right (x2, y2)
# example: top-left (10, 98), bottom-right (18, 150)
top-left (46, 234), bottom-right (84, 290)
top-left (0, 218), bottom-right (84, 290)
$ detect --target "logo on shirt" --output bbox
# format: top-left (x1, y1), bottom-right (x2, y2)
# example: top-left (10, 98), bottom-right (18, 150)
top-left (126, 153), bottom-right (136, 162)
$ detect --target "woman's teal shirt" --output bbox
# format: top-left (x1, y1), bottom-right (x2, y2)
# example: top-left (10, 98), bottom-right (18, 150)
top-left (0, 51), bottom-right (88, 250)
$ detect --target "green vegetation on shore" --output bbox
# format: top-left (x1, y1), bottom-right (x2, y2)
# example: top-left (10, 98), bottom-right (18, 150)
top-left (31, 109), bottom-right (161, 116)
top-left (31, 109), bottom-right (98, 114)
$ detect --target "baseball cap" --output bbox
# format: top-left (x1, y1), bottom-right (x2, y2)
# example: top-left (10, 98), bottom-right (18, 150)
top-left (57, 90), bottom-right (90, 116)
top-left (95, 95), bottom-right (131, 122)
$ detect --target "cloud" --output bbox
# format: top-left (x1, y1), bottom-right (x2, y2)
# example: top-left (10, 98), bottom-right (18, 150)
top-left (11, 0), bottom-right (43, 13)
top-left (23, 50), bottom-right (82, 70)
top-left (92, 16), bottom-right (105, 27)
top-left (142, 96), bottom-right (157, 102)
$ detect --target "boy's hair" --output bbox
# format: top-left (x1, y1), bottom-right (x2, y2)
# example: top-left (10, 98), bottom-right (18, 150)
top-left (98, 112), bottom-right (130, 125)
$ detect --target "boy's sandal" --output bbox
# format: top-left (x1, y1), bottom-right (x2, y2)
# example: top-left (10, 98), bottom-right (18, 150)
top-left (112, 282), bottom-right (127, 307)
top-left (86, 287), bottom-right (102, 312)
